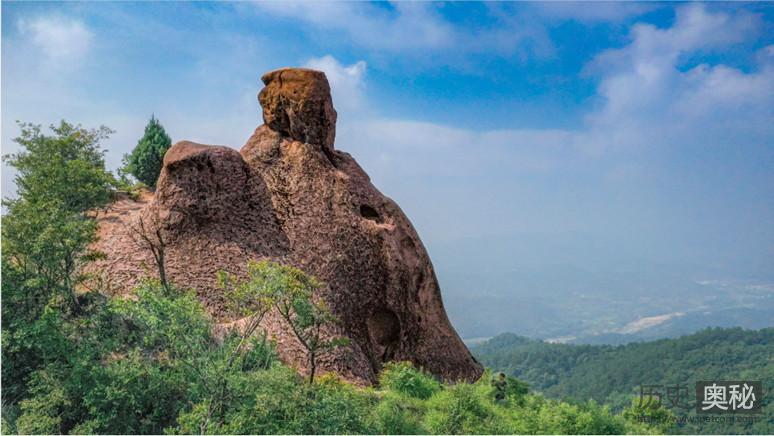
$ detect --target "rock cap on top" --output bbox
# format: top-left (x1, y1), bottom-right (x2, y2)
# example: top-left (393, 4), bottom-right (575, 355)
top-left (259, 67), bottom-right (337, 149)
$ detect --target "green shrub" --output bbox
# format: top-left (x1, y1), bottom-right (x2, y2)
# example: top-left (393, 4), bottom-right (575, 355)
top-left (423, 381), bottom-right (508, 434)
top-left (178, 368), bottom-right (375, 435)
top-left (15, 370), bottom-right (71, 435)
top-left (371, 392), bottom-right (427, 434)
top-left (176, 365), bottom-right (303, 435)
top-left (11, 282), bottom-right (221, 434)
top-left (379, 361), bottom-right (441, 400)
top-left (4, 276), bottom-right (660, 436)
top-left (300, 374), bottom-right (375, 434)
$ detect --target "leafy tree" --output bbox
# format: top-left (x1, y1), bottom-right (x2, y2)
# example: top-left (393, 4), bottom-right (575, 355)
top-left (191, 261), bottom-right (283, 434)
top-left (2, 121), bottom-right (115, 414)
top-left (220, 260), bottom-right (348, 385)
top-left (4, 121), bottom-right (115, 213)
top-left (3, 122), bottom-right (115, 311)
top-left (264, 261), bottom-right (349, 384)
top-left (218, 260), bottom-right (285, 354)
top-left (124, 115), bottom-right (171, 188)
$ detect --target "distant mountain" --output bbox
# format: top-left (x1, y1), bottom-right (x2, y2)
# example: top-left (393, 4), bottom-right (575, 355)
top-left (471, 327), bottom-right (774, 434)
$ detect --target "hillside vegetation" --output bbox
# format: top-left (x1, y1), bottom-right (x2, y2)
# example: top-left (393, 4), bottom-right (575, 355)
top-left (472, 328), bottom-right (774, 434)
top-left (2, 281), bottom-right (660, 435)
top-left (1, 123), bottom-right (664, 434)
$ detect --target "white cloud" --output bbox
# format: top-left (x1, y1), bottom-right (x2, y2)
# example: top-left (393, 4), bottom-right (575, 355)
top-left (336, 4), bottom-right (773, 197)
top-left (588, 4), bottom-right (757, 74)
top-left (253, 2), bottom-right (453, 52)
top-left (251, 2), bottom-right (551, 58)
top-left (304, 56), bottom-right (367, 114)
top-left (338, 5), bottom-right (772, 171)
top-left (17, 16), bottom-right (94, 62)
top-left (580, 4), bottom-right (773, 151)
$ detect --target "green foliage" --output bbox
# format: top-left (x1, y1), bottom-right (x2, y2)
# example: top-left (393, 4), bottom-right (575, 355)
top-left (623, 397), bottom-right (676, 434)
top-left (2, 278), bottom-right (656, 435)
top-left (379, 361), bottom-right (442, 400)
top-left (176, 368), bottom-right (376, 435)
top-left (4, 121), bottom-right (115, 213)
top-left (423, 380), bottom-right (508, 434)
top-left (110, 280), bottom-right (212, 353)
top-left (2, 121), bottom-right (116, 415)
top-left (505, 375), bottom-right (530, 405)
top-left (371, 365), bottom-right (635, 435)
top-left (124, 115), bottom-right (171, 188)
top-left (2, 121), bottom-right (115, 313)
top-left (534, 398), bottom-right (628, 435)
top-left (9, 283), bottom-right (211, 434)
top-left (472, 328), bottom-right (774, 434)
top-left (371, 392), bottom-right (428, 434)
top-left (15, 369), bottom-right (71, 435)
top-left (220, 260), bottom-right (348, 385)
top-left (270, 264), bottom-right (349, 384)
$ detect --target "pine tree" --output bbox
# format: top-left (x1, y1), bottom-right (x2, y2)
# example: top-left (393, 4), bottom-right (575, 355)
top-left (126, 115), bottom-right (172, 188)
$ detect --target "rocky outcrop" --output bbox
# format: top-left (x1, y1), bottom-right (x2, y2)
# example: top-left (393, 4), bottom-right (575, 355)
top-left (89, 67), bottom-right (483, 384)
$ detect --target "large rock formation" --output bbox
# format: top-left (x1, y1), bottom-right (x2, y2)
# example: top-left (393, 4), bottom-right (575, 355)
top-left (89, 67), bottom-right (483, 384)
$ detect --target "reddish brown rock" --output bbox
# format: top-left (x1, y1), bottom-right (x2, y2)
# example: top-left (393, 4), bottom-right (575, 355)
top-left (259, 67), bottom-right (337, 150)
top-left (88, 68), bottom-right (483, 384)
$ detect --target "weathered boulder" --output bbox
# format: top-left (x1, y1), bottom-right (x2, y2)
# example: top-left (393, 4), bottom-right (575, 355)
top-left (89, 67), bottom-right (483, 384)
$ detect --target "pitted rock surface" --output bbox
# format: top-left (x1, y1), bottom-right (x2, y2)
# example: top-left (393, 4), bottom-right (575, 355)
top-left (88, 67), bottom-right (483, 384)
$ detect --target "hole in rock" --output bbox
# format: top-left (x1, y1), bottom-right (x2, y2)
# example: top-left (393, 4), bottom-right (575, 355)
top-left (367, 308), bottom-right (400, 362)
top-left (359, 204), bottom-right (381, 223)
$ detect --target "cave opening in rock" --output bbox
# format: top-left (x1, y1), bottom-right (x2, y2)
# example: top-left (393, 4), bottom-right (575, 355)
top-left (359, 204), bottom-right (382, 223)
top-left (367, 308), bottom-right (400, 362)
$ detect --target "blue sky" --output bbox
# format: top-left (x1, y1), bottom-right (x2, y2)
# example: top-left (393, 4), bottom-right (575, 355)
top-left (3, 2), bottom-right (773, 337)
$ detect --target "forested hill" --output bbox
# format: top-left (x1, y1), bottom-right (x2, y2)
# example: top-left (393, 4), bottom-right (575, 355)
top-left (471, 327), bottom-right (773, 434)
